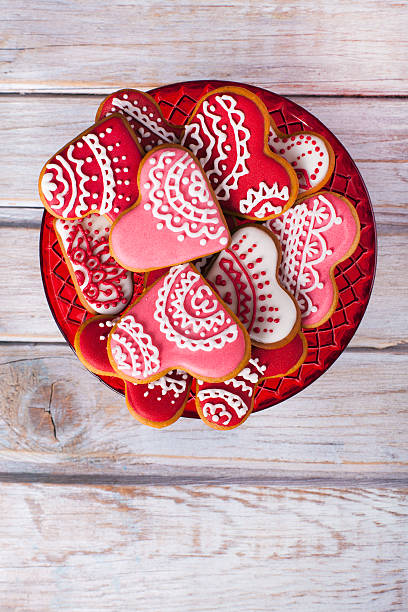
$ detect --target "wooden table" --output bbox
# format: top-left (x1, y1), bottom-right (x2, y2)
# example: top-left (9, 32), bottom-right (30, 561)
top-left (1, 1), bottom-right (407, 609)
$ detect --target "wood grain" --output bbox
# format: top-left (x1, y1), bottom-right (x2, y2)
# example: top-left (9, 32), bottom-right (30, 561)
top-left (0, 207), bottom-right (405, 349)
top-left (0, 343), bottom-right (407, 481)
top-left (0, 1), bottom-right (407, 96)
top-left (0, 483), bottom-right (407, 610)
top-left (0, 95), bottom-right (407, 220)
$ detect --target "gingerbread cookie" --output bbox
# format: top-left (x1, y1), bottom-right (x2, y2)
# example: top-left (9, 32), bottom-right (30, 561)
top-left (75, 315), bottom-right (191, 428)
top-left (269, 122), bottom-right (334, 196)
top-left (54, 215), bottom-right (133, 315)
top-left (265, 191), bottom-right (360, 327)
top-left (96, 89), bottom-right (183, 152)
top-left (125, 370), bottom-right (191, 429)
top-left (107, 263), bottom-right (251, 383)
top-left (206, 224), bottom-right (300, 348)
top-left (181, 87), bottom-right (298, 220)
top-left (109, 145), bottom-right (231, 272)
top-left (39, 115), bottom-right (143, 221)
top-left (196, 332), bottom-right (307, 430)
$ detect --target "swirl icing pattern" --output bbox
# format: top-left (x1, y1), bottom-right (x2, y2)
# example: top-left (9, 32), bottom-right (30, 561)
top-left (110, 146), bottom-right (230, 272)
top-left (39, 115), bottom-right (143, 221)
top-left (108, 263), bottom-right (250, 383)
top-left (265, 192), bottom-right (360, 327)
top-left (206, 225), bottom-right (299, 348)
top-left (55, 215), bottom-right (133, 315)
top-left (181, 87), bottom-right (298, 220)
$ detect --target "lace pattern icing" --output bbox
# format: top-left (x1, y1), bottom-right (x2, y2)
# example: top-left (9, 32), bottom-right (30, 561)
top-left (153, 264), bottom-right (239, 352)
top-left (111, 315), bottom-right (161, 378)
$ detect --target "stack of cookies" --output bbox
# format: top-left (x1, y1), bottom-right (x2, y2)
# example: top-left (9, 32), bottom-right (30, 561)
top-left (39, 86), bottom-right (360, 430)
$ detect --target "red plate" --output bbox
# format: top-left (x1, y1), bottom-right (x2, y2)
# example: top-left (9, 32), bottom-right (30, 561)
top-left (40, 80), bottom-right (376, 419)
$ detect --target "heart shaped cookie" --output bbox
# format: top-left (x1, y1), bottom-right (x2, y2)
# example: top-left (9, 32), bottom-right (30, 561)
top-left (75, 314), bottom-right (191, 428)
top-left (55, 214), bottom-right (134, 315)
top-left (39, 115), bottom-right (143, 221)
top-left (206, 224), bottom-right (300, 348)
top-left (196, 332), bottom-right (307, 430)
top-left (181, 86), bottom-right (298, 220)
top-left (109, 146), bottom-right (231, 272)
top-left (269, 122), bottom-right (335, 196)
top-left (125, 370), bottom-right (191, 429)
top-left (265, 191), bottom-right (360, 328)
top-left (107, 263), bottom-right (251, 383)
top-left (96, 89), bottom-right (183, 152)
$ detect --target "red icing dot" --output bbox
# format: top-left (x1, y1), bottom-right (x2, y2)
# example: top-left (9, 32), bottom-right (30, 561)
top-left (248, 248), bottom-right (253, 253)
top-left (274, 137), bottom-right (279, 143)
top-left (314, 168), bottom-right (319, 174)
top-left (315, 147), bottom-right (320, 152)
top-left (310, 174), bottom-right (316, 180)
top-left (312, 140), bottom-right (316, 145)
top-left (253, 274), bottom-right (259, 280)
top-left (263, 328), bottom-right (268, 333)
top-left (248, 263), bottom-right (254, 269)
top-left (260, 306), bottom-right (266, 312)
top-left (256, 257), bottom-right (262, 263)
top-left (306, 135), bottom-right (311, 141)
top-left (261, 271), bottom-right (266, 276)
top-left (267, 317), bottom-right (273, 322)
top-left (280, 149), bottom-right (285, 154)
top-left (318, 161), bottom-right (323, 167)
top-left (292, 161), bottom-right (297, 167)
top-left (259, 295), bottom-right (266, 301)
top-left (320, 152), bottom-right (324, 157)
top-left (257, 283), bottom-right (264, 289)
top-left (296, 141), bottom-right (301, 145)
top-left (299, 134), bottom-right (304, 139)
top-left (291, 136), bottom-right (295, 141)
top-left (302, 153), bottom-right (305, 157)
top-left (267, 294), bottom-right (272, 298)
top-left (232, 244), bottom-right (239, 250)
top-left (239, 254), bottom-right (246, 260)
top-left (308, 150), bottom-right (312, 155)
top-left (274, 318), bottom-right (280, 323)
top-left (254, 327), bottom-right (260, 333)
top-left (258, 316), bottom-right (264, 322)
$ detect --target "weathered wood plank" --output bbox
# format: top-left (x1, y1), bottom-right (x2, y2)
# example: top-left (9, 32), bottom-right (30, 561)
top-left (0, 483), bottom-right (407, 610)
top-left (0, 210), bottom-right (404, 348)
top-left (0, 345), bottom-right (407, 480)
top-left (0, 95), bottom-right (407, 220)
top-left (0, 0), bottom-right (407, 95)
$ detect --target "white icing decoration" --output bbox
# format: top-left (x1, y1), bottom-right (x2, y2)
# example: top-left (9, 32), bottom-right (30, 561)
top-left (111, 315), bottom-right (160, 378)
top-left (268, 127), bottom-right (330, 193)
top-left (182, 94), bottom-right (251, 201)
top-left (109, 96), bottom-right (179, 145)
top-left (146, 149), bottom-right (227, 243)
top-left (67, 144), bottom-right (91, 217)
top-left (82, 133), bottom-right (116, 214)
top-left (40, 172), bottom-right (58, 201)
top-left (146, 369), bottom-right (187, 399)
top-left (206, 225), bottom-right (298, 345)
top-left (197, 389), bottom-right (249, 425)
top-left (153, 264), bottom-right (239, 352)
top-left (46, 154), bottom-right (77, 216)
top-left (265, 194), bottom-right (342, 318)
top-left (239, 181), bottom-right (289, 218)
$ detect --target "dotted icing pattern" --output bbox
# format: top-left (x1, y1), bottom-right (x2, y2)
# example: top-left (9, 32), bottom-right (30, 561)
top-left (39, 115), bottom-right (143, 222)
top-left (40, 81), bottom-right (376, 418)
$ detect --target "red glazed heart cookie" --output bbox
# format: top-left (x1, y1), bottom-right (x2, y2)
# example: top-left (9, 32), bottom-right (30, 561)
top-left (125, 370), bottom-right (191, 429)
top-left (265, 191), bottom-right (360, 328)
top-left (109, 145), bottom-right (231, 272)
top-left (206, 224), bottom-right (300, 348)
top-left (196, 332), bottom-right (307, 430)
top-left (269, 121), bottom-right (335, 196)
top-left (181, 87), bottom-right (298, 220)
top-left (39, 115), bottom-right (143, 221)
top-left (54, 215), bottom-right (133, 315)
top-left (75, 315), bottom-right (191, 428)
top-left (96, 89), bottom-right (183, 152)
top-left (107, 263), bottom-right (251, 383)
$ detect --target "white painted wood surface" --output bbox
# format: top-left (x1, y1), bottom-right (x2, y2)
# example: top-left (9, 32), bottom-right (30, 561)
top-left (0, 0), bottom-right (407, 609)
top-left (1, 484), bottom-right (407, 611)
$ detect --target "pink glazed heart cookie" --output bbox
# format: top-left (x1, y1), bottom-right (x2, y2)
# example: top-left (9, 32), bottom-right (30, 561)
top-left (39, 115), bottom-right (143, 221)
top-left (206, 224), bottom-right (300, 348)
top-left (107, 263), bottom-right (251, 383)
top-left (265, 191), bottom-right (360, 328)
top-left (96, 89), bottom-right (183, 152)
top-left (54, 215), bottom-right (133, 315)
top-left (268, 121), bottom-right (335, 196)
top-left (196, 332), bottom-right (307, 430)
top-left (109, 145), bottom-right (231, 272)
top-left (125, 370), bottom-right (192, 429)
top-left (181, 87), bottom-right (298, 220)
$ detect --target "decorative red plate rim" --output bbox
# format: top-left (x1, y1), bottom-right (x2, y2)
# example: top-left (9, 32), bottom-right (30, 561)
top-left (39, 80), bottom-right (377, 419)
